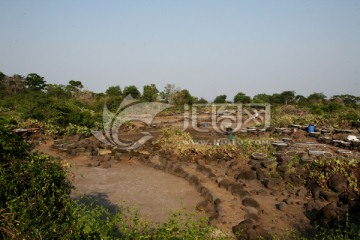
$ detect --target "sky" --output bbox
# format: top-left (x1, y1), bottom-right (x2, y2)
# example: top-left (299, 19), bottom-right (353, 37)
top-left (1, 0), bottom-right (359, 101)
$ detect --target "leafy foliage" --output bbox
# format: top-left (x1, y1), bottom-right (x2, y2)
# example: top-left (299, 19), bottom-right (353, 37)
top-left (213, 95), bottom-right (227, 104)
top-left (307, 158), bottom-right (359, 191)
top-left (123, 85), bottom-right (141, 99)
top-left (25, 73), bottom-right (47, 91)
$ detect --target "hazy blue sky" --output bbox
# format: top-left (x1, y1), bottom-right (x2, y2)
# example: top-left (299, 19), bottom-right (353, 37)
top-left (1, 0), bottom-right (359, 100)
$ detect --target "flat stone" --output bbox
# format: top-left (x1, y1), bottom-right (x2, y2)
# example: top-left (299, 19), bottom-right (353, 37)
top-left (98, 149), bottom-right (112, 156)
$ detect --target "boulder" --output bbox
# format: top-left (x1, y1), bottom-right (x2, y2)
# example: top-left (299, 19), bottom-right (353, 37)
top-left (320, 190), bottom-right (339, 202)
top-left (196, 200), bottom-right (208, 212)
top-left (318, 202), bottom-right (338, 224)
top-left (218, 179), bottom-right (231, 189)
top-left (235, 169), bottom-right (256, 181)
top-left (328, 174), bottom-right (348, 193)
top-left (245, 213), bottom-right (259, 222)
top-left (256, 169), bottom-right (265, 181)
top-left (233, 190), bottom-right (250, 199)
top-left (242, 198), bottom-right (260, 210)
top-left (232, 219), bottom-right (255, 236)
top-left (98, 149), bottom-right (112, 156)
top-left (263, 178), bottom-right (284, 191)
top-left (254, 225), bottom-right (271, 240)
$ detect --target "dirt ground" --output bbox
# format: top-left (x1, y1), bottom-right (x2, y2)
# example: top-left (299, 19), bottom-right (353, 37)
top-left (35, 142), bottom-right (205, 223)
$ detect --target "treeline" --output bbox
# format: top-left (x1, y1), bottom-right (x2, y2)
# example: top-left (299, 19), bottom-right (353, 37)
top-left (215, 90), bottom-right (359, 107)
top-left (0, 71), bottom-right (359, 130)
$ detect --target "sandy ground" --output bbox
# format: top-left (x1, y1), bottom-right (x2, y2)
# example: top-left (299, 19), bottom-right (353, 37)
top-left (35, 142), bottom-right (204, 223)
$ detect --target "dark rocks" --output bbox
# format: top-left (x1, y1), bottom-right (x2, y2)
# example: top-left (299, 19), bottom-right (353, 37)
top-left (233, 190), bottom-right (250, 199)
top-left (245, 213), bottom-right (260, 222)
top-left (235, 169), bottom-right (256, 181)
top-left (196, 164), bottom-right (213, 176)
top-left (260, 160), bottom-right (276, 169)
top-left (328, 174), bottom-right (348, 193)
top-left (320, 190), bottom-right (339, 202)
top-left (255, 169), bottom-right (265, 181)
top-left (254, 225), bottom-right (271, 239)
top-left (218, 179), bottom-right (231, 189)
top-left (232, 219), bottom-right (255, 236)
top-left (290, 173), bottom-right (305, 186)
top-left (305, 199), bottom-right (327, 212)
top-left (263, 178), bottom-right (284, 191)
top-left (196, 200), bottom-right (208, 212)
top-left (232, 220), bottom-right (270, 240)
top-left (318, 202), bottom-right (338, 224)
top-left (339, 191), bottom-right (360, 212)
top-left (242, 198), bottom-right (260, 210)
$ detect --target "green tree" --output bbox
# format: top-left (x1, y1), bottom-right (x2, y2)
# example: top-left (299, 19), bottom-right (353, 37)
top-left (280, 91), bottom-right (296, 105)
top-left (294, 94), bottom-right (307, 105)
top-left (307, 92), bottom-right (327, 104)
top-left (171, 89), bottom-right (193, 105)
top-left (0, 72), bottom-right (5, 94)
top-left (252, 93), bottom-right (272, 103)
top-left (0, 71), bottom-right (5, 83)
top-left (66, 80), bottom-right (83, 94)
top-left (106, 85), bottom-right (122, 96)
top-left (213, 95), bottom-right (227, 104)
top-left (142, 84), bottom-right (159, 102)
top-left (332, 94), bottom-right (359, 108)
top-left (160, 83), bottom-right (178, 103)
top-left (0, 74), bottom-right (25, 94)
top-left (196, 97), bottom-right (208, 104)
top-left (123, 85), bottom-right (141, 99)
top-left (233, 92), bottom-right (251, 103)
top-left (25, 73), bottom-right (47, 91)
top-left (46, 84), bottom-right (70, 99)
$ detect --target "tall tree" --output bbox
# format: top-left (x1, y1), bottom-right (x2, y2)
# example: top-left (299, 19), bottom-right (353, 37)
top-left (280, 91), bottom-right (296, 105)
top-left (170, 89), bottom-right (193, 105)
top-left (295, 95), bottom-right (308, 105)
top-left (1, 74), bottom-right (26, 94)
top-left (47, 84), bottom-right (70, 99)
top-left (142, 84), bottom-right (159, 102)
top-left (123, 85), bottom-right (141, 99)
top-left (307, 92), bottom-right (327, 104)
top-left (213, 95), bottom-right (227, 104)
top-left (331, 94), bottom-right (358, 107)
top-left (160, 83), bottom-right (179, 103)
top-left (0, 72), bottom-right (5, 93)
top-left (66, 80), bottom-right (83, 94)
top-left (233, 92), bottom-right (251, 103)
top-left (196, 97), bottom-right (208, 104)
top-left (0, 72), bottom-right (5, 81)
top-left (25, 73), bottom-right (47, 91)
top-left (252, 93), bottom-right (271, 103)
top-left (106, 85), bottom-right (122, 96)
